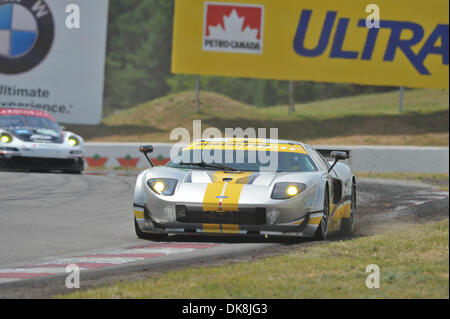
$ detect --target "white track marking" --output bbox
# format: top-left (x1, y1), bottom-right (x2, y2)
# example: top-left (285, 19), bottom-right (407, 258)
top-left (0, 278), bottom-right (21, 284)
top-left (0, 268), bottom-right (79, 274)
top-left (0, 243), bottom-right (219, 285)
top-left (404, 200), bottom-right (428, 206)
top-left (41, 257), bottom-right (144, 265)
top-left (98, 248), bottom-right (195, 255)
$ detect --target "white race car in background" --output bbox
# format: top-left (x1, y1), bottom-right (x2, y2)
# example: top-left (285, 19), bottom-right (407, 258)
top-left (0, 108), bottom-right (85, 174)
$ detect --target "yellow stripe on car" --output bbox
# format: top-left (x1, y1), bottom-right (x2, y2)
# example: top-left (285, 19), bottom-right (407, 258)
top-left (222, 224), bottom-right (239, 234)
top-left (329, 201), bottom-right (351, 220)
top-left (203, 171), bottom-right (251, 212)
top-left (212, 171), bottom-right (253, 184)
top-left (293, 217), bottom-right (305, 225)
top-left (233, 172), bottom-right (253, 184)
top-left (134, 210), bottom-right (145, 219)
top-left (211, 171), bottom-right (234, 183)
top-left (308, 216), bottom-right (322, 225)
top-left (326, 201), bottom-right (351, 231)
top-left (203, 182), bottom-right (225, 211)
top-left (334, 202), bottom-right (351, 219)
top-left (221, 184), bottom-right (244, 212)
top-left (203, 224), bottom-right (221, 233)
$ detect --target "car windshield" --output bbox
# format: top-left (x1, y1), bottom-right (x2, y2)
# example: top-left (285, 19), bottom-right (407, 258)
top-left (167, 149), bottom-right (318, 172)
top-left (0, 115), bottom-right (61, 132)
top-left (0, 115), bottom-right (27, 129)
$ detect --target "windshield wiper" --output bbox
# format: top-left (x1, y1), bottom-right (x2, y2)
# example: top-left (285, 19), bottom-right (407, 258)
top-left (179, 161), bottom-right (240, 172)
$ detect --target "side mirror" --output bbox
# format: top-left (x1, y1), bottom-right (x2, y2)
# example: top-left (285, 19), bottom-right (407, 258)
top-left (331, 151), bottom-right (347, 161)
top-left (139, 145), bottom-right (153, 154)
top-left (328, 151), bottom-right (347, 173)
top-left (139, 145), bottom-right (154, 167)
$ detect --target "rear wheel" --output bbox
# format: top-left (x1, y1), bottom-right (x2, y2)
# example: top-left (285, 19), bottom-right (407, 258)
top-left (134, 217), bottom-right (168, 241)
top-left (314, 188), bottom-right (329, 241)
top-left (341, 179), bottom-right (356, 238)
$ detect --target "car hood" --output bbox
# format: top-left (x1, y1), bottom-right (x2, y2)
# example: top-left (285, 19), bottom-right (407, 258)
top-left (188, 170), bottom-right (276, 186)
top-left (144, 166), bottom-right (321, 187)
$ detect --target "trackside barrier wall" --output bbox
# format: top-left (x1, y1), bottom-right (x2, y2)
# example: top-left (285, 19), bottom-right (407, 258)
top-left (84, 143), bottom-right (449, 173)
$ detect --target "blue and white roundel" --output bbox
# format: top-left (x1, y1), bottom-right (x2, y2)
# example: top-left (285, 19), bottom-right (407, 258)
top-left (0, 3), bottom-right (38, 58)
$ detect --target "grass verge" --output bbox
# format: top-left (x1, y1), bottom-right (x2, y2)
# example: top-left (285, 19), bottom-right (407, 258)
top-left (67, 88), bottom-right (449, 146)
top-left (59, 219), bottom-right (449, 299)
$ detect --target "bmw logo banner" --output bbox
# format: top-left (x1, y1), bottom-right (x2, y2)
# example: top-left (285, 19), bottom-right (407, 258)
top-left (0, 0), bottom-right (54, 74)
top-left (0, 0), bottom-right (109, 125)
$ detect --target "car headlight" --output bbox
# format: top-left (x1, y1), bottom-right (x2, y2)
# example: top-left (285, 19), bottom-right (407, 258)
top-left (147, 178), bottom-right (178, 196)
top-left (271, 182), bottom-right (307, 199)
top-left (0, 133), bottom-right (13, 144)
top-left (68, 136), bottom-right (79, 146)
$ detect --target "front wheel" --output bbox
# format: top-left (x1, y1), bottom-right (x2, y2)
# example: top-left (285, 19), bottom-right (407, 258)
top-left (314, 188), bottom-right (329, 241)
top-left (64, 159), bottom-right (84, 174)
top-left (0, 159), bottom-right (7, 169)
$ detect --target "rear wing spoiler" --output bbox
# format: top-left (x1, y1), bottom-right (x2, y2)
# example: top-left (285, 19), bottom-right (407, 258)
top-left (315, 147), bottom-right (352, 164)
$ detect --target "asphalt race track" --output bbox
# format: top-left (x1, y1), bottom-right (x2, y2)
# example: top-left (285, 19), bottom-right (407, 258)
top-left (0, 170), bottom-right (448, 297)
top-left (0, 171), bottom-right (141, 267)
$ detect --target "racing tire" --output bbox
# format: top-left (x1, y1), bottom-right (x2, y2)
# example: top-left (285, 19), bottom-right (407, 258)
top-left (314, 187), bottom-right (330, 241)
top-left (63, 160), bottom-right (84, 175)
top-left (340, 179), bottom-right (356, 239)
top-left (63, 169), bottom-right (83, 174)
top-left (134, 217), bottom-right (168, 241)
top-left (30, 168), bottom-right (51, 173)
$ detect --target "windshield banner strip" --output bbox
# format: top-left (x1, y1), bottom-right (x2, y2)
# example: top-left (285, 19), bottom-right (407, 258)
top-left (185, 142), bottom-right (307, 154)
top-left (0, 108), bottom-right (55, 120)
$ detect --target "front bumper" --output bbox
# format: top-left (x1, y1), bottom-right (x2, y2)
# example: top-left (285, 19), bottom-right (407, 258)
top-left (134, 204), bottom-right (324, 238)
top-left (0, 155), bottom-right (83, 171)
top-left (0, 144), bottom-right (84, 171)
top-left (134, 178), bottom-right (325, 238)
top-left (0, 142), bottom-right (83, 158)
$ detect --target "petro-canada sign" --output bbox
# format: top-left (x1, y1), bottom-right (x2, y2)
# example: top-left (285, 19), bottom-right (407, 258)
top-left (203, 2), bottom-right (264, 55)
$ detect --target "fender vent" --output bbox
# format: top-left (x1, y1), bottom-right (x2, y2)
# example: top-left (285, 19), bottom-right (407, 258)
top-left (332, 179), bottom-right (343, 203)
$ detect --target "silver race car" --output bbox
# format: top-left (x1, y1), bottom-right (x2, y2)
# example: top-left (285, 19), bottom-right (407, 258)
top-left (0, 108), bottom-right (85, 174)
top-left (133, 138), bottom-right (356, 240)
